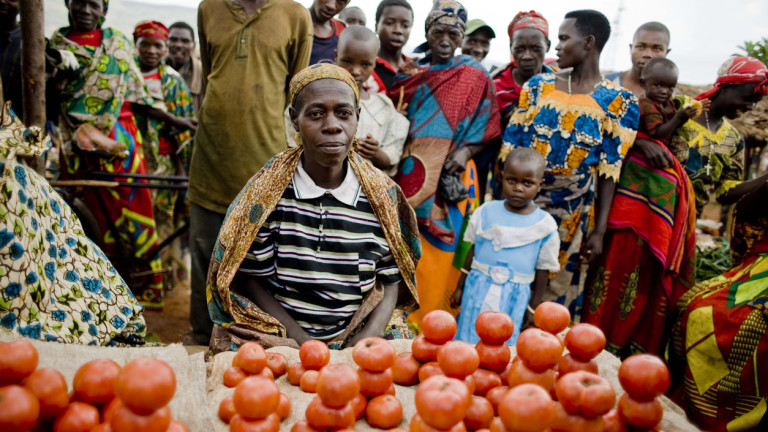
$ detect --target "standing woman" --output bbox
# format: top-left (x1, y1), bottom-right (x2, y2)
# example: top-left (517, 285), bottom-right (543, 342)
top-left (48, 0), bottom-right (178, 307)
top-left (390, 0), bottom-right (500, 325)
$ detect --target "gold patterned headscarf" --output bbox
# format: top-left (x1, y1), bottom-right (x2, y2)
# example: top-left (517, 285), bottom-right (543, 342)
top-left (289, 64), bottom-right (360, 106)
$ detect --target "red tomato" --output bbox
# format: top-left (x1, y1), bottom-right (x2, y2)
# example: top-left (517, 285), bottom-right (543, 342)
top-left (506, 360), bottom-right (555, 392)
top-left (91, 423), bottom-right (112, 432)
top-left (365, 394), bottom-right (403, 430)
top-left (223, 366), bottom-right (248, 388)
top-left (551, 401), bottom-right (604, 432)
top-left (114, 358), bottom-right (176, 415)
top-left (72, 359), bottom-right (121, 405)
top-left (235, 342), bottom-right (267, 375)
top-left (602, 409), bottom-right (628, 432)
top-left (287, 363), bottom-right (305, 386)
top-left (358, 368), bottom-right (394, 398)
top-left (265, 353), bottom-right (288, 378)
top-left (533, 302), bottom-right (571, 334)
top-left (299, 340), bottom-right (330, 371)
top-left (410, 413), bottom-right (467, 432)
top-left (475, 341), bottom-right (511, 373)
top-left (300, 370), bottom-right (319, 393)
top-left (290, 419), bottom-right (318, 432)
top-left (564, 324), bottom-right (606, 362)
top-left (352, 337), bottom-right (396, 372)
top-left (464, 396), bottom-right (494, 431)
top-left (233, 376), bottom-right (280, 420)
top-left (109, 404), bottom-right (171, 432)
top-left (218, 396), bottom-right (236, 424)
top-left (437, 341), bottom-right (480, 379)
top-left (54, 401), bottom-right (100, 432)
top-left (392, 352), bottom-right (420, 386)
top-left (557, 353), bottom-right (598, 377)
top-left (276, 393), bottom-right (291, 420)
top-left (498, 383), bottom-right (554, 432)
top-left (350, 393), bottom-right (367, 420)
top-left (315, 363), bottom-right (360, 407)
top-left (417, 361), bottom-right (444, 383)
top-left (0, 340), bottom-right (39, 386)
top-left (617, 354), bottom-right (670, 401)
top-left (475, 311), bottom-right (515, 345)
top-left (516, 328), bottom-right (564, 372)
top-left (421, 310), bottom-right (457, 344)
top-left (414, 376), bottom-right (470, 430)
top-left (555, 371), bottom-right (615, 418)
top-left (471, 368), bottom-right (502, 397)
top-left (488, 416), bottom-right (505, 432)
top-left (617, 393), bottom-right (662, 429)
top-left (411, 334), bottom-right (441, 363)
top-left (229, 413), bottom-right (280, 432)
top-left (304, 396), bottom-right (355, 430)
top-left (166, 420), bottom-right (189, 432)
top-left (23, 367), bottom-right (69, 418)
top-left (0, 385), bottom-right (40, 432)
top-left (484, 385), bottom-right (509, 416)
top-left (101, 398), bottom-right (122, 424)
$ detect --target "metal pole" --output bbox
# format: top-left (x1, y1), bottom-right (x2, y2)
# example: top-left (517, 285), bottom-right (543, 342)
top-left (19, 0), bottom-right (46, 128)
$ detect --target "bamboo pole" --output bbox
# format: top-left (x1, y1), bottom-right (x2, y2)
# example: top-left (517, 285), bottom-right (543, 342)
top-left (19, 0), bottom-right (46, 128)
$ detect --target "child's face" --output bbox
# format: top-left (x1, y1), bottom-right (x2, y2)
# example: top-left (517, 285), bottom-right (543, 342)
top-left (336, 39), bottom-right (378, 90)
top-left (311, 0), bottom-right (349, 23)
top-left (501, 159), bottom-right (543, 211)
top-left (376, 6), bottom-right (413, 54)
top-left (642, 66), bottom-right (678, 104)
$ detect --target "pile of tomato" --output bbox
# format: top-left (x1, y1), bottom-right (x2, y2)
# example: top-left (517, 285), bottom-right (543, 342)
top-left (0, 340), bottom-right (188, 432)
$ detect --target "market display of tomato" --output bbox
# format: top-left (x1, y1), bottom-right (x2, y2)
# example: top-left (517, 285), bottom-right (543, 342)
top-left (414, 375), bottom-right (471, 430)
top-left (498, 383), bottom-right (554, 432)
top-left (421, 310), bottom-right (458, 344)
top-left (618, 354), bottom-right (671, 401)
top-left (315, 364), bottom-right (360, 408)
top-left (115, 358), bottom-right (176, 415)
top-left (365, 394), bottom-right (403, 429)
top-left (533, 301), bottom-right (571, 335)
top-left (516, 328), bottom-right (564, 372)
top-left (392, 352), bottom-right (420, 386)
top-left (475, 311), bottom-right (514, 345)
top-left (352, 337), bottom-right (396, 372)
top-left (299, 340), bottom-right (331, 371)
top-left (555, 371), bottom-right (616, 418)
top-left (437, 341), bottom-right (480, 379)
top-left (564, 323), bottom-right (606, 362)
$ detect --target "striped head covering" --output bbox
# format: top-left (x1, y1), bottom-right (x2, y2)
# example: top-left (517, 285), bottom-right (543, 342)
top-left (696, 56), bottom-right (768, 100)
top-left (425, 0), bottom-right (467, 33)
top-left (289, 64), bottom-right (360, 106)
top-left (133, 20), bottom-right (169, 42)
top-left (508, 10), bottom-right (549, 38)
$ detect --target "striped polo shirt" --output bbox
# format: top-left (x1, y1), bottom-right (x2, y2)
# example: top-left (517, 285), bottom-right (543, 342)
top-left (238, 162), bottom-right (401, 340)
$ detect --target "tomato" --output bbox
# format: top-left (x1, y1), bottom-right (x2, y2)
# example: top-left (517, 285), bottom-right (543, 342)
top-left (224, 366), bottom-right (248, 388)
top-left (506, 360), bottom-right (555, 391)
top-left (72, 359), bottom-right (121, 405)
top-left (533, 302), bottom-right (571, 335)
top-left (350, 393), bottom-right (367, 420)
top-left (54, 401), bottom-right (100, 432)
top-left (602, 409), bottom-right (628, 432)
top-left (91, 423), bottom-right (112, 432)
top-left (233, 376), bottom-right (280, 420)
top-left (218, 395), bottom-right (236, 424)
top-left (0, 385), bottom-right (40, 432)
top-left (471, 368), bottom-right (502, 397)
top-left (265, 352), bottom-right (288, 378)
top-left (421, 310), bottom-right (457, 344)
top-left (617, 393), bottom-right (662, 429)
top-left (365, 394), bottom-right (403, 429)
top-left (299, 340), bottom-right (330, 371)
top-left (484, 386), bottom-right (509, 416)
top-left (410, 413), bottom-right (467, 432)
top-left (557, 353), bottom-right (598, 377)
top-left (551, 401), bottom-right (604, 432)
top-left (488, 416), bottom-right (505, 432)
top-left (564, 324), bottom-right (606, 362)
top-left (229, 413), bottom-right (280, 432)
top-left (498, 361), bottom-right (513, 384)
top-left (0, 340), bottom-right (39, 386)
top-left (437, 341), bottom-right (480, 379)
top-left (555, 371), bottom-right (615, 418)
top-left (316, 363), bottom-right (360, 407)
top-left (298, 369), bottom-right (318, 393)
top-left (464, 374), bottom-right (477, 396)
top-left (414, 376), bottom-right (470, 430)
top-left (617, 354), bottom-right (670, 401)
top-left (392, 352), bottom-right (420, 386)
top-left (411, 334), bottom-right (441, 363)
top-left (276, 393), bottom-right (291, 420)
top-left (305, 396), bottom-right (355, 430)
top-left (109, 404), bottom-right (171, 432)
top-left (359, 368), bottom-right (394, 397)
top-left (516, 328), bottom-right (564, 372)
top-left (166, 420), bottom-right (189, 432)
top-left (386, 383), bottom-right (396, 396)
top-left (464, 396), bottom-right (494, 431)
top-left (114, 358), bottom-right (176, 415)
top-left (235, 342), bottom-right (267, 375)
top-left (101, 398), bottom-right (122, 424)
top-left (475, 311), bottom-right (515, 345)
top-left (287, 363), bottom-right (306, 386)
top-left (23, 367), bottom-right (69, 418)
top-left (475, 341), bottom-right (511, 373)
top-left (290, 419), bottom-right (319, 432)
top-left (417, 361), bottom-right (444, 383)
top-left (498, 383), bottom-right (554, 432)
top-left (353, 337), bottom-right (396, 372)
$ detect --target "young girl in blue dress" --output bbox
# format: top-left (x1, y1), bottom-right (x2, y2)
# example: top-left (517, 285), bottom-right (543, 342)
top-left (451, 148), bottom-right (560, 344)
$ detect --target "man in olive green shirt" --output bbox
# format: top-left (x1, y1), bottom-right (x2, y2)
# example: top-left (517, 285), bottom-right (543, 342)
top-left (189, 0), bottom-right (312, 345)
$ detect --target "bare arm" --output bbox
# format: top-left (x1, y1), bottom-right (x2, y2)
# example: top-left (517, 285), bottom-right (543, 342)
top-left (236, 276), bottom-right (313, 346)
top-left (130, 103), bottom-right (197, 132)
top-left (522, 269), bottom-right (550, 330)
top-left (346, 282), bottom-right (399, 347)
top-left (582, 176), bottom-right (616, 264)
top-left (651, 108), bottom-right (696, 140)
top-left (450, 245), bottom-right (474, 308)
top-left (719, 173), bottom-right (768, 205)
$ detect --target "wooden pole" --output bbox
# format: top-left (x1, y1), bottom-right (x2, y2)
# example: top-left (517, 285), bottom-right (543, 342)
top-left (19, 0), bottom-right (46, 128)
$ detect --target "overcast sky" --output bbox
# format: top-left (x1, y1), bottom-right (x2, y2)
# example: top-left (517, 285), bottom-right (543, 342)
top-left (137, 0), bottom-right (768, 85)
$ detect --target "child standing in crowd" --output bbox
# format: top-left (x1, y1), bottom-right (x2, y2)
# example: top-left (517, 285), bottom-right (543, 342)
top-left (451, 148), bottom-right (560, 344)
top-left (309, 0), bottom-right (349, 65)
top-left (368, 0), bottom-right (414, 93)
top-left (339, 6), bottom-right (366, 27)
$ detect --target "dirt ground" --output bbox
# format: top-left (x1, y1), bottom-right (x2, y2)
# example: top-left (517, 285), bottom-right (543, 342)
top-left (143, 280), bottom-right (194, 344)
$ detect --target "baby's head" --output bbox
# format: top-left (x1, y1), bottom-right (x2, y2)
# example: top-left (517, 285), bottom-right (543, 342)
top-left (339, 6), bottom-right (366, 27)
top-left (641, 57), bottom-right (679, 105)
top-left (336, 26), bottom-right (380, 91)
top-left (502, 148), bottom-right (545, 211)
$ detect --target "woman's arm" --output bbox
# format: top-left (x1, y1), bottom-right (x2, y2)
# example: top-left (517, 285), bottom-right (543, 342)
top-left (130, 103), bottom-right (198, 132)
top-left (718, 172), bottom-right (768, 205)
top-left (346, 282), bottom-right (399, 346)
top-left (451, 245), bottom-right (474, 308)
top-left (236, 276), bottom-right (313, 346)
top-left (582, 176), bottom-right (616, 264)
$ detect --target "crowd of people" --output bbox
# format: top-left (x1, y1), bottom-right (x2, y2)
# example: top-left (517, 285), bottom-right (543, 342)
top-left (1, 0), bottom-right (767, 430)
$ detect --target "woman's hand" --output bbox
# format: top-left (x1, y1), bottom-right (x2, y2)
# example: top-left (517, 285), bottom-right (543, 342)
top-left (356, 135), bottom-right (380, 159)
top-left (174, 117), bottom-right (198, 133)
top-left (581, 230), bottom-right (605, 265)
top-left (634, 139), bottom-right (673, 169)
top-left (444, 147), bottom-right (472, 174)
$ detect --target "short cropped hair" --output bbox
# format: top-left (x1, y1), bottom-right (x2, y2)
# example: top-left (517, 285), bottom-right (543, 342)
top-left (564, 10), bottom-right (611, 52)
top-left (634, 21), bottom-right (670, 42)
top-left (169, 21), bottom-right (195, 43)
top-left (641, 57), bottom-right (678, 80)
top-left (339, 25), bottom-right (380, 49)
top-left (375, 0), bottom-right (414, 25)
top-left (505, 147), bottom-right (546, 176)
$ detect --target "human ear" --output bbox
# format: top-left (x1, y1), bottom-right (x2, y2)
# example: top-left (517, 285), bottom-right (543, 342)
top-left (288, 106), bottom-right (300, 132)
top-left (584, 35), bottom-right (596, 51)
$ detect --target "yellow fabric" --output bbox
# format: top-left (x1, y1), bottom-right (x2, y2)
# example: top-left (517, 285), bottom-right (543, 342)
top-left (686, 306), bottom-right (730, 395)
top-left (727, 398), bottom-right (766, 432)
top-left (289, 63), bottom-right (359, 106)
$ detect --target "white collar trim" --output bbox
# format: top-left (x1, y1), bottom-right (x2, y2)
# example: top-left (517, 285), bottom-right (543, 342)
top-left (293, 159), bottom-right (361, 207)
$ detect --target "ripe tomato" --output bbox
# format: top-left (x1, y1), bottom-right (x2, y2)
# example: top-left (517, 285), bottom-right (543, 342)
top-left (91, 423), bottom-right (112, 432)
top-left (533, 302), bottom-right (571, 334)
top-left (617, 393), bottom-right (662, 429)
top-left (551, 401), bottom-right (604, 432)
top-left (114, 358), bottom-right (176, 415)
top-left (602, 409), bottom-right (628, 432)
top-left (235, 342), bottom-right (267, 375)
top-left (223, 366), bottom-right (248, 388)
top-left (233, 376), bottom-right (280, 420)
top-left (109, 404), bottom-right (171, 432)
top-left (300, 370), bottom-right (319, 393)
top-left (464, 396), bottom-right (494, 431)
top-left (54, 401), bottom-right (99, 432)
top-left (287, 363), bottom-right (306, 386)
top-left (316, 363), bottom-right (360, 407)
top-left (617, 354), bottom-right (670, 401)
top-left (475, 341), bottom-right (511, 373)
top-left (358, 368), bottom-right (394, 397)
top-left (417, 361), bottom-right (444, 383)
top-left (365, 394), bottom-right (403, 429)
top-left (475, 311), bottom-right (514, 345)
top-left (498, 361), bottom-right (513, 384)
top-left (498, 383), bottom-right (554, 432)
top-left (555, 371), bottom-right (615, 418)
top-left (484, 385), bottom-right (509, 416)
top-left (265, 353), bottom-right (288, 378)
top-left (290, 419), bottom-right (318, 432)
top-left (23, 367), bottom-right (69, 418)
top-left (72, 359), bottom-right (121, 405)
top-left (464, 374), bottom-right (477, 396)
top-left (276, 393), bottom-right (291, 420)
top-left (557, 353), bottom-right (598, 376)
top-left (229, 413), bottom-right (280, 432)
top-left (471, 368), bottom-right (502, 396)
top-left (386, 383), bottom-right (396, 396)
top-left (305, 396), bottom-right (355, 430)
top-left (352, 337), bottom-right (396, 372)
top-left (350, 393), bottom-right (367, 420)
top-left (411, 334), bottom-right (441, 363)
top-left (488, 416), bottom-right (505, 432)
top-left (506, 360), bottom-right (555, 391)
top-left (101, 398), bottom-right (122, 424)
top-left (564, 324), bottom-right (606, 362)
top-left (392, 352), bottom-right (420, 386)
top-left (166, 420), bottom-right (189, 432)
top-left (0, 340), bottom-right (39, 386)
top-left (218, 395), bottom-right (236, 424)
top-left (0, 385), bottom-right (40, 432)
top-left (516, 328), bottom-right (564, 372)
top-left (414, 376), bottom-right (470, 430)
top-left (410, 413), bottom-right (467, 432)
top-left (437, 341), bottom-right (480, 379)
top-left (421, 310), bottom-right (457, 344)
top-left (299, 340), bottom-right (330, 371)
